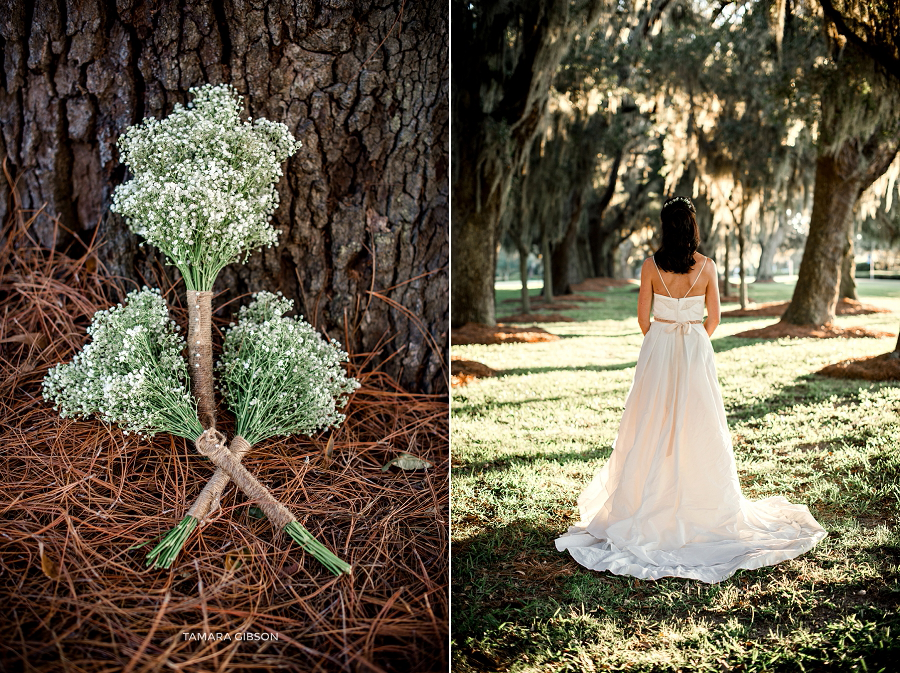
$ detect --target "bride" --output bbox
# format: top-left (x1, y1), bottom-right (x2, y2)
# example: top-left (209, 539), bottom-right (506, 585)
top-left (555, 196), bottom-right (827, 584)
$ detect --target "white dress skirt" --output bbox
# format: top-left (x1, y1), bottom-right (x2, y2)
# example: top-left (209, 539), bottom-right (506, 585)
top-left (555, 291), bottom-right (827, 584)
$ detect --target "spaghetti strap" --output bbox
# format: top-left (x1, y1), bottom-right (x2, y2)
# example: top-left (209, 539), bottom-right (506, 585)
top-left (651, 256), bottom-right (672, 297)
top-left (684, 257), bottom-right (708, 298)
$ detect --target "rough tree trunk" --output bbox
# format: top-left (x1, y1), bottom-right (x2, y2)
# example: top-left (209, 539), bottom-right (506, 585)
top-left (755, 211), bottom-right (788, 282)
top-left (782, 145), bottom-right (873, 325)
top-left (839, 230), bottom-right (858, 300)
top-left (0, 0), bottom-right (448, 394)
top-left (550, 194), bottom-right (582, 296)
top-left (541, 226), bottom-right (553, 302)
top-left (517, 241), bottom-right (530, 314)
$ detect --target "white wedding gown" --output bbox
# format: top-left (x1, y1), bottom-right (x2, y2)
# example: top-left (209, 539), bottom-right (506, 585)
top-left (555, 269), bottom-right (827, 583)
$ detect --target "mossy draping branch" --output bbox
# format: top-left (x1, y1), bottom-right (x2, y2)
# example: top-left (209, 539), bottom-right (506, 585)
top-left (819, 0), bottom-right (900, 75)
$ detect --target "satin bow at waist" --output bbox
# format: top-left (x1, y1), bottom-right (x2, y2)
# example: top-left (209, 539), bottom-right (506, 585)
top-left (654, 318), bottom-right (702, 334)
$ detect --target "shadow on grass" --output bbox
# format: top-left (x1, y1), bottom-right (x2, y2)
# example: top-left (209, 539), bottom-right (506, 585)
top-left (498, 361), bottom-right (638, 377)
top-left (452, 396), bottom-right (568, 417)
top-left (725, 374), bottom-right (896, 422)
top-left (453, 516), bottom-right (900, 672)
top-left (457, 444), bottom-right (613, 476)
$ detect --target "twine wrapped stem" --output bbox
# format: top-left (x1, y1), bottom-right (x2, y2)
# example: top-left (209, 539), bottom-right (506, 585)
top-left (194, 430), bottom-right (298, 529)
top-left (187, 436), bottom-right (253, 523)
top-left (186, 290), bottom-right (216, 429)
top-left (193, 430), bottom-right (351, 575)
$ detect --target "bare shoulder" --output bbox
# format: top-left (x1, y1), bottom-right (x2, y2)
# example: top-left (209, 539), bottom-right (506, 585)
top-left (695, 253), bottom-right (716, 274)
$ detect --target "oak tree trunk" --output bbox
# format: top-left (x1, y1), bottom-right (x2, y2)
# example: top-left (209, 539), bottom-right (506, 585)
top-left (782, 150), bottom-right (864, 325)
top-left (517, 241), bottom-right (530, 314)
top-left (550, 195), bottom-right (582, 296)
top-left (755, 211), bottom-right (788, 282)
top-left (839, 230), bottom-right (858, 300)
top-left (541, 225), bottom-right (553, 302)
top-left (0, 0), bottom-right (448, 393)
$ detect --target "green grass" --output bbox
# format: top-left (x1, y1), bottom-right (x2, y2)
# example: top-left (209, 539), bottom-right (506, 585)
top-left (452, 279), bottom-right (900, 672)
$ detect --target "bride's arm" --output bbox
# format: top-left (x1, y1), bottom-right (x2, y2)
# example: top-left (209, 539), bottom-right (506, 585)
top-left (704, 259), bottom-right (721, 337)
top-left (638, 259), bottom-right (653, 335)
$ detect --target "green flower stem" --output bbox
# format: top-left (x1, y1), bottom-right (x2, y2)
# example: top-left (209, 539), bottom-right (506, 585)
top-left (146, 516), bottom-right (198, 569)
top-left (284, 521), bottom-right (351, 576)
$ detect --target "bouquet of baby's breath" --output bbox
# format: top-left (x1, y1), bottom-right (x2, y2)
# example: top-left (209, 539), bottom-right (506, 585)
top-left (43, 288), bottom-right (203, 441)
top-left (220, 292), bottom-right (359, 444)
top-left (46, 83), bottom-right (357, 577)
top-left (44, 289), bottom-right (353, 575)
top-left (110, 84), bottom-right (300, 293)
top-left (111, 83), bottom-right (301, 429)
top-left (147, 292), bottom-right (359, 571)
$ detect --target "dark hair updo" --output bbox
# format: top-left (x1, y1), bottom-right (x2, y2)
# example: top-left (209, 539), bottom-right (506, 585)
top-left (654, 196), bottom-right (700, 274)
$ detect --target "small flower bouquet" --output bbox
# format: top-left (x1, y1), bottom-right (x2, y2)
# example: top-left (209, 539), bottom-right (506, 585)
top-left (44, 85), bottom-right (359, 575)
top-left (111, 83), bottom-right (301, 428)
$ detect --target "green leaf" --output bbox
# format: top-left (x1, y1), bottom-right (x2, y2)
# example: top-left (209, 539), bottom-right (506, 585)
top-left (247, 506), bottom-right (266, 520)
top-left (381, 453), bottom-right (433, 472)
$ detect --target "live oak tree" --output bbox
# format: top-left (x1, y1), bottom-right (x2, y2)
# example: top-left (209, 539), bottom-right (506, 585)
top-left (781, 3), bottom-right (900, 326)
top-left (451, 0), bottom-right (603, 327)
top-left (0, 0), bottom-right (447, 393)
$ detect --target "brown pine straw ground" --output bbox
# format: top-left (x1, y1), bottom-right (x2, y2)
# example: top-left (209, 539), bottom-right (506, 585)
top-left (723, 297), bottom-right (892, 318)
top-left (500, 293), bottom-right (605, 304)
top-left (0, 211), bottom-right (448, 671)
top-left (450, 358), bottom-right (497, 388)
top-left (450, 323), bottom-right (561, 346)
top-left (570, 278), bottom-right (635, 293)
top-left (733, 321), bottom-right (896, 340)
top-left (495, 312), bottom-right (575, 323)
top-left (817, 351), bottom-right (900, 381)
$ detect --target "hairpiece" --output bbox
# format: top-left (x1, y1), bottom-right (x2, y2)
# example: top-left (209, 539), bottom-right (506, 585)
top-left (663, 196), bottom-right (696, 213)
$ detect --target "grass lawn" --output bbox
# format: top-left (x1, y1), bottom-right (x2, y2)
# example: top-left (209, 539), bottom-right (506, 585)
top-left (452, 279), bottom-right (900, 672)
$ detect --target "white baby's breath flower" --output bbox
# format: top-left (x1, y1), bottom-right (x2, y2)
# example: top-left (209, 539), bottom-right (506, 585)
top-left (218, 292), bottom-right (359, 445)
top-left (110, 84), bottom-right (302, 292)
top-left (42, 289), bottom-right (204, 440)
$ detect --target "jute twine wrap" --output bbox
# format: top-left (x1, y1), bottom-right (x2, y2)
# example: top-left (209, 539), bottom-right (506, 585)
top-left (187, 290), bottom-right (216, 429)
top-left (187, 436), bottom-right (253, 524)
top-left (194, 430), bottom-right (294, 529)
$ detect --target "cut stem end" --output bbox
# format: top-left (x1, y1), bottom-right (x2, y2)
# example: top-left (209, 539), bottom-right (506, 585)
top-left (146, 516), bottom-right (199, 569)
top-left (284, 521), bottom-right (352, 576)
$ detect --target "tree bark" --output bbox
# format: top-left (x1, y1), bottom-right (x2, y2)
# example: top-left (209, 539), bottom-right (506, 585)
top-left (755, 210), bottom-right (788, 282)
top-left (0, 0), bottom-right (448, 394)
top-left (550, 193), bottom-right (582, 296)
top-left (541, 225), bottom-right (553, 302)
top-left (782, 125), bottom-right (898, 325)
top-left (781, 152), bottom-right (860, 324)
top-left (517, 241), bottom-right (530, 314)
top-left (839, 229), bottom-right (858, 300)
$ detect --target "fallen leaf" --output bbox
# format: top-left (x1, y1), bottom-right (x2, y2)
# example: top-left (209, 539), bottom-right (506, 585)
top-left (38, 541), bottom-right (59, 580)
top-left (225, 547), bottom-right (252, 572)
top-left (247, 506), bottom-right (266, 520)
top-left (321, 433), bottom-right (335, 468)
top-left (381, 453), bottom-right (433, 472)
